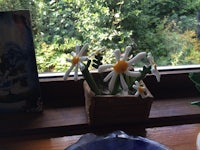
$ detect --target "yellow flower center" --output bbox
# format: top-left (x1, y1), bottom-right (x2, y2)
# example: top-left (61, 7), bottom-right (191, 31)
top-left (113, 60), bottom-right (128, 74)
top-left (71, 56), bottom-right (80, 65)
top-left (138, 86), bottom-right (145, 93)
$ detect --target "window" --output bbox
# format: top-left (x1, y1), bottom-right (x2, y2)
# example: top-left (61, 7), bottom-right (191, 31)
top-left (1, 0), bottom-right (200, 74)
top-left (0, 1), bottom-right (200, 138)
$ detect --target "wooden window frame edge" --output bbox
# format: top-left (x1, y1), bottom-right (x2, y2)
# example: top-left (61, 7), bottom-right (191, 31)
top-left (39, 68), bottom-right (200, 107)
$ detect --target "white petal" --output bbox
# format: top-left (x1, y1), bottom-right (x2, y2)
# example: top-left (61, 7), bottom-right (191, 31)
top-left (104, 71), bottom-right (114, 82)
top-left (128, 52), bottom-right (146, 65)
top-left (140, 91), bottom-right (148, 99)
top-left (66, 58), bottom-right (72, 62)
top-left (108, 72), bottom-right (117, 92)
top-left (79, 43), bottom-right (88, 56)
top-left (152, 69), bottom-right (160, 82)
top-left (134, 91), bottom-right (140, 97)
top-left (75, 45), bottom-right (80, 54)
top-left (80, 56), bottom-right (88, 61)
top-left (71, 51), bottom-right (76, 57)
top-left (132, 85), bottom-right (138, 90)
top-left (114, 49), bottom-right (121, 61)
top-left (132, 81), bottom-right (141, 97)
top-left (135, 80), bottom-right (140, 86)
top-left (125, 70), bottom-right (141, 77)
top-left (97, 47), bottom-right (105, 53)
top-left (147, 52), bottom-right (154, 63)
top-left (98, 64), bottom-right (113, 73)
top-left (63, 65), bottom-right (74, 80)
top-left (78, 62), bottom-right (85, 71)
top-left (123, 46), bottom-right (132, 60)
top-left (74, 65), bottom-right (79, 81)
top-left (120, 74), bottom-right (128, 90)
top-left (156, 74), bottom-right (161, 82)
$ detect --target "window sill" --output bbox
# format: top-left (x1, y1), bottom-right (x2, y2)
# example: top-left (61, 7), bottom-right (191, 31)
top-left (0, 69), bottom-right (200, 137)
top-left (0, 96), bottom-right (200, 137)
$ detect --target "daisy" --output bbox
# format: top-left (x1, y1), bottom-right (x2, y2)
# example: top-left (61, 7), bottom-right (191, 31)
top-left (64, 44), bottom-right (88, 81)
top-left (132, 81), bottom-right (148, 98)
top-left (98, 46), bottom-right (146, 92)
top-left (147, 52), bottom-right (160, 82)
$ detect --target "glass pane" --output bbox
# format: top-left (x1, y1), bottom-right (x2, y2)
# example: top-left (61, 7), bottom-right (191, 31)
top-left (1, 0), bottom-right (200, 73)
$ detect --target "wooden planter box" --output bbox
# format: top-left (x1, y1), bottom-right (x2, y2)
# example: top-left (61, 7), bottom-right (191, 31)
top-left (83, 81), bottom-right (153, 126)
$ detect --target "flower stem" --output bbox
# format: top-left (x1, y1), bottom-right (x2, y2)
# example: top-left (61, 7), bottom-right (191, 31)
top-left (81, 60), bottom-right (101, 95)
top-left (136, 66), bottom-right (151, 82)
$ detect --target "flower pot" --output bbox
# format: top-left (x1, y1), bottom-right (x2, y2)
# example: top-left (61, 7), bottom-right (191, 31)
top-left (83, 81), bottom-right (153, 126)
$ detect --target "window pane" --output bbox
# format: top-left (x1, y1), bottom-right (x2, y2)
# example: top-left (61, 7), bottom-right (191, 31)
top-left (1, 0), bottom-right (200, 73)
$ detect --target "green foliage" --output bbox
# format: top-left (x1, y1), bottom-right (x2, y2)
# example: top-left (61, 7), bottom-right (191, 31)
top-left (1, 0), bottom-right (200, 73)
top-left (92, 54), bottom-right (103, 69)
top-left (35, 42), bottom-right (69, 72)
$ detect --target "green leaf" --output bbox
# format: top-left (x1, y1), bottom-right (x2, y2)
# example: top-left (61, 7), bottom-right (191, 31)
top-left (92, 53), bottom-right (103, 69)
top-left (81, 64), bottom-right (101, 95)
top-left (191, 101), bottom-right (200, 107)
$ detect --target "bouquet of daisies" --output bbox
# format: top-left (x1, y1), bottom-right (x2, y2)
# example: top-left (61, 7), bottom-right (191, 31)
top-left (64, 44), bottom-right (160, 98)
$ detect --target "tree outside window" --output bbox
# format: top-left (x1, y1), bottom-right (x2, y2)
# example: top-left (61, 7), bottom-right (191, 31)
top-left (0, 0), bottom-right (200, 73)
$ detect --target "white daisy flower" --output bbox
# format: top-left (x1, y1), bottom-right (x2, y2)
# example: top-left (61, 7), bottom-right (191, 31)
top-left (64, 44), bottom-right (88, 81)
top-left (98, 46), bottom-right (146, 92)
top-left (147, 52), bottom-right (160, 82)
top-left (132, 81), bottom-right (147, 98)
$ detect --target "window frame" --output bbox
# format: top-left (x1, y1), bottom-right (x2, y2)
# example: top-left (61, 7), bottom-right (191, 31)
top-left (39, 65), bottom-right (200, 108)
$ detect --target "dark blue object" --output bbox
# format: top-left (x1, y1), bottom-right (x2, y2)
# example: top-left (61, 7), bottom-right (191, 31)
top-left (65, 131), bottom-right (170, 150)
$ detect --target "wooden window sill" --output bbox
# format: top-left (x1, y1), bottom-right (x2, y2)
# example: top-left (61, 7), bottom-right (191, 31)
top-left (0, 123), bottom-right (199, 150)
top-left (0, 96), bottom-right (200, 137)
top-left (0, 70), bottom-right (200, 137)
